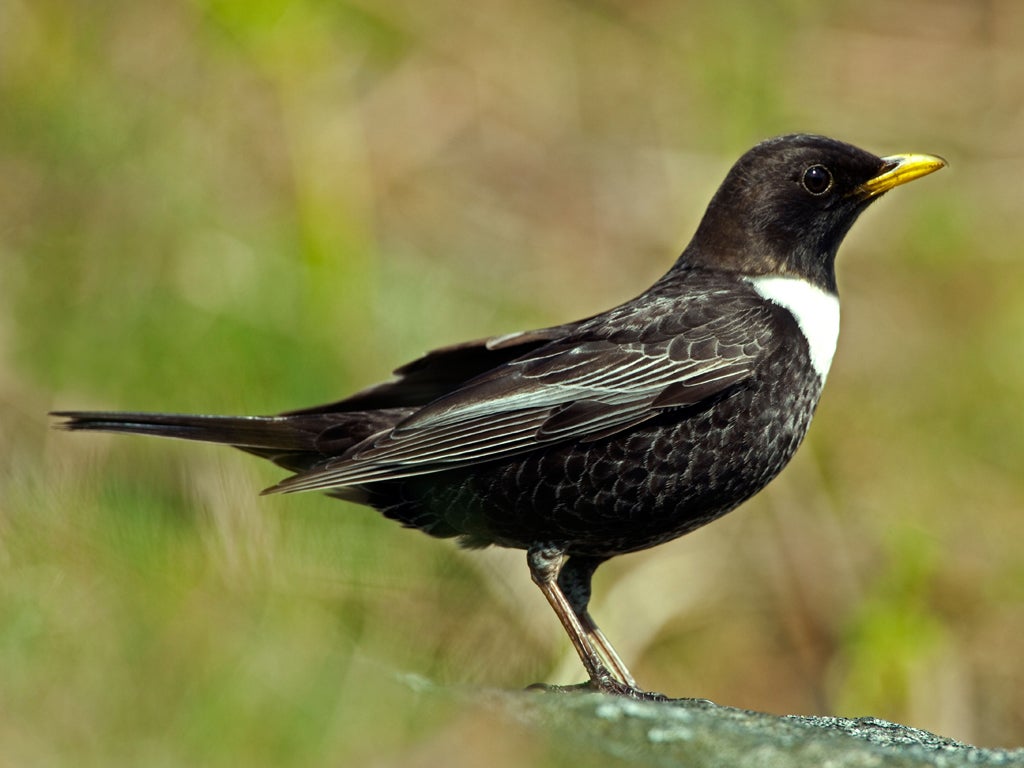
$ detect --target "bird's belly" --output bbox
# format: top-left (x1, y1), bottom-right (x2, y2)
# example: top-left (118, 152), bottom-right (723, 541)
top-left (384, 367), bottom-right (823, 557)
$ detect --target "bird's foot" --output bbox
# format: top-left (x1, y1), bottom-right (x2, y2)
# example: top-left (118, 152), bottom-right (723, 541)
top-left (526, 677), bottom-right (669, 702)
top-left (588, 676), bottom-right (670, 701)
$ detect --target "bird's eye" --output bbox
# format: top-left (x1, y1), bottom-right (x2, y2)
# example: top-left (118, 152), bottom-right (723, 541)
top-left (801, 165), bottom-right (833, 196)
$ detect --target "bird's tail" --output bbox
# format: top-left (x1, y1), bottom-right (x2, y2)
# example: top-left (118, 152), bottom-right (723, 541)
top-left (50, 409), bottom-right (398, 474)
top-left (51, 410), bottom-right (316, 448)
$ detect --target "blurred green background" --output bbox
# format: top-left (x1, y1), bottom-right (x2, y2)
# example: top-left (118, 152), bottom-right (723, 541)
top-left (2, 0), bottom-right (1023, 763)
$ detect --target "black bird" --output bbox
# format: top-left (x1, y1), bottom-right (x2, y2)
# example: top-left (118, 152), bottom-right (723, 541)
top-left (53, 134), bottom-right (945, 698)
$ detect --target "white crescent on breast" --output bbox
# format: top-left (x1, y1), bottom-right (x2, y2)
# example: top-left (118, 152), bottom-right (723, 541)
top-left (746, 275), bottom-right (841, 382)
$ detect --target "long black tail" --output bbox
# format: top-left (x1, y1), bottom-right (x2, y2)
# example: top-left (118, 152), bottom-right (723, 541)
top-left (52, 410), bottom-right (319, 448)
top-left (50, 409), bottom-right (398, 474)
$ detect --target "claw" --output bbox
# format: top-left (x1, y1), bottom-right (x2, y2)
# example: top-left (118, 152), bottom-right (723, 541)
top-left (526, 678), bottom-right (669, 702)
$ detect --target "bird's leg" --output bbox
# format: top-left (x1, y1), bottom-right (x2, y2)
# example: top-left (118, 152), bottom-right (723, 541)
top-left (557, 555), bottom-right (637, 688)
top-left (527, 546), bottom-right (654, 698)
top-left (527, 546), bottom-right (618, 689)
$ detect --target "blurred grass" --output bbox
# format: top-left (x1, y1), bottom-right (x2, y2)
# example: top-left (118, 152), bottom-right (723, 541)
top-left (2, 0), bottom-right (1023, 763)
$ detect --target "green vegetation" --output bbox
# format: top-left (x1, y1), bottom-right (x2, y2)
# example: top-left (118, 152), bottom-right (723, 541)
top-left (2, 1), bottom-right (1022, 763)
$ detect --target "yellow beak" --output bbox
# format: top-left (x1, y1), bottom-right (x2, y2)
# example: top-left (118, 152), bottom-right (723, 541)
top-left (857, 153), bottom-right (947, 198)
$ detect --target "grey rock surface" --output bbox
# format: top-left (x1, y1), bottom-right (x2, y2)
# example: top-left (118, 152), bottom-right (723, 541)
top-left (477, 686), bottom-right (1024, 767)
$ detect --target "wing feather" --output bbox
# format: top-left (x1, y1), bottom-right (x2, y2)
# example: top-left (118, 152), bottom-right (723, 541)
top-left (268, 289), bottom-right (776, 494)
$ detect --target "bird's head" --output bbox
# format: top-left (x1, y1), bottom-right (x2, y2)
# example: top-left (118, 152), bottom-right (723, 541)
top-left (682, 134), bottom-right (946, 292)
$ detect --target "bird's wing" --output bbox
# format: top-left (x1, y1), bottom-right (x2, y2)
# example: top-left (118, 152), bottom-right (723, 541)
top-left (268, 297), bottom-right (775, 494)
top-left (283, 325), bottom-right (578, 414)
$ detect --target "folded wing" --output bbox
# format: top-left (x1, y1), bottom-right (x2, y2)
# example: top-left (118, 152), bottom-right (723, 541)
top-left (268, 296), bottom-right (774, 493)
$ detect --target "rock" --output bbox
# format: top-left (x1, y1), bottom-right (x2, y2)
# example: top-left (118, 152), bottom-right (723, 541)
top-left (468, 685), bottom-right (1024, 767)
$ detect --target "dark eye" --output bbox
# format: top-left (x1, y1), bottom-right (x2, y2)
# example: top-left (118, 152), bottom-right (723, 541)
top-left (801, 165), bottom-right (833, 195)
